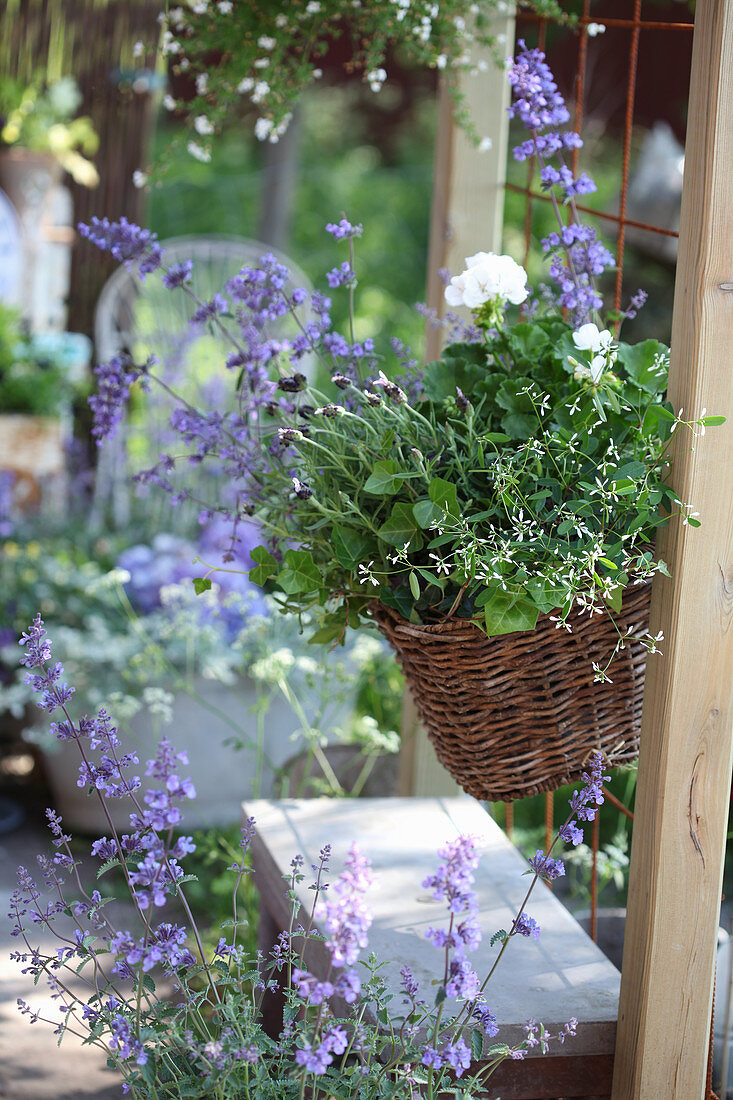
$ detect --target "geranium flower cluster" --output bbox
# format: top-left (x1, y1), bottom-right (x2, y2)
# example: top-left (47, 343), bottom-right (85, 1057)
top-left (9, 618), bottom-right (606, 1097)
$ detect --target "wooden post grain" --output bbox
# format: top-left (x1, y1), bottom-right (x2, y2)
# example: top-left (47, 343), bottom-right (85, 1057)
top-left (425, 15), bottom-right (515, 361)
top-left (402, 14), bottom-right (515, 797)
top-left (611, 1), bottom-right (733, 1096)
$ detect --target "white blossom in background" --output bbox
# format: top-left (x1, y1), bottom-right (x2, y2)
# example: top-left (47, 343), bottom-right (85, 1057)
top-left (367, 68), bottom-right (387, 91)
top-left (258, 35), bottom-right (276, 50)
top-left (132, 170), bottom-right (148, 189)
top-left (478, 137), bottom-right (493, 152)
top-left (187, 140), bottom-right (211, 163)
top-left (217, 1), bottom-right (233, 12)
top-left (195, 73), bottom-right (209, 95)
top-left (444, 252), bottom-right (529, 309)
top-left (586, 23), bottom-right (606, 36)
top-left (251, 81), bottom-right (270, 104)
top-left (237, 77), bottom-right (254, 94)
top-left (194, 115), bottom-right (214, 135)
top-left (163, 94), bottom-right (177, 111)
top-left (254, 117), bottom-right (273, 141)
top-left (132, 41), bottom-right (144, 58)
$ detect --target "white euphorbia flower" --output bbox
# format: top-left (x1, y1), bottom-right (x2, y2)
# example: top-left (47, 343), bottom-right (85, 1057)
top-left (444, 252), bottom-right (528, 309)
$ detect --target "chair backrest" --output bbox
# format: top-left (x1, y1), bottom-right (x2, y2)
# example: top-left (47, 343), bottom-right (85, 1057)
top-left (91, 235), bottom-right (313, 530)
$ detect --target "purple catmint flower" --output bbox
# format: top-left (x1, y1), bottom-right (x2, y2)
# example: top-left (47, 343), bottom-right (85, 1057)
top-left (295, 1041), bottom-right (332, 1074)
top-left (162, 260), bottom-right (193, 289)
top-left (443, 1037), bottom-right (472, 1077)
top-left (559, 820), bottom-right (584, 847)
top-left (445, 954), bottom-right (480, 1000)
top-left (400, 964), bottom-right (420, 999)
top-left (421, 1045), bottom-right (444, 1069)
top-left (89, 354), bottom-right (152, 443)
top-left (334, 968), bottom-right (361, 1003)
top-left (508, 40), bottom-right (615, 322)
top-left (190, 294), bottom-right (228, 325)
top-left (291, 968), bottom-right (335, 1005)
top-left (471, 1000), bottom-right (499, 1037)
top-left (109, 1014), bottom-right (148, 1065)
top-left (568, 753), bottom-right (610, 822)
top-left (325, 261), bottom-right (356, 288)
top-left (624, 288), bottom-right (648, 319)
top-left (514, 913), bottom-right (541, 940)
top-left (528, 849), bottom-right (565, 882)
top-left (78, 216), bottom-right (162, 278)
top-left (323, 845), bottom-right (373, 969)
top-left (325, 217), bottom-right (363, 239)
top-left (507, 40), bottom-right (570, 131)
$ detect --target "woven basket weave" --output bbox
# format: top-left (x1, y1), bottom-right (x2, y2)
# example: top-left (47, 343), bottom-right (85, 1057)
top-left (372, 583), bottom-right (651, 802)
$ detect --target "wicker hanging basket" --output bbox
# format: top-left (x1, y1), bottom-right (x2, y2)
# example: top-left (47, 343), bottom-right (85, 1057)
top-left (371, 582), bottom-right (651, 802)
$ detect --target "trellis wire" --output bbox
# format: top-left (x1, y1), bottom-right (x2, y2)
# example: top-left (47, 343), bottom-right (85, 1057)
top-left (504, 7), bottom-right (720, 1095)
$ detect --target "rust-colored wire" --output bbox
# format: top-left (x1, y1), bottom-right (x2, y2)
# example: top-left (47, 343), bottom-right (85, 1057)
top-left (614, 0), bottom-right (643, 314)
top-left (602, 786), bottom-right (634, 822)
top-left (506, 182), bottom-right (681, 239)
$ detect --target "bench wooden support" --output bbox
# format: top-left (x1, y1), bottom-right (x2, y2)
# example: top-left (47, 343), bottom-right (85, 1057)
top-left (244, 797), bottom-right (619, 1100)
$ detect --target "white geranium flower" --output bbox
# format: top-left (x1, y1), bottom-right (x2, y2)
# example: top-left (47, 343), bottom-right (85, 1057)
top-left (572, 323), bottom-right (614, 354)
top-left (444, 252), bottom-right (528, 308)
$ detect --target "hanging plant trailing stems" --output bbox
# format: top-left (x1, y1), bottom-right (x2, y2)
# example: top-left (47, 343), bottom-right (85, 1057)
top-left (153, 0), bottom-right (573, 167)
top-left (80, 44), bottom-right (722, 799)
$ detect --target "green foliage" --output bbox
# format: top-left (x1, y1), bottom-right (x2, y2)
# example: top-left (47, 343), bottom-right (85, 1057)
top-left (245, 304), bottom-right (700, 665)
top-left (157, 0), bottom-right (570, 155)
top-left (0, 305), bottom-right (88, 416)
top-left (0, 74), bottom-right (99, 185)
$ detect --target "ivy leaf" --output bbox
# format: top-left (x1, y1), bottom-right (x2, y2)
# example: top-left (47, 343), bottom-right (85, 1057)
top-left (192, 577), bottom-right (212, 595)
top-left (428, 477), bottom-right (459, 518)
top-left (618, 339), bottom-right (670, 394)
top-left (277, 549), bottom-right (321, 594)
top-left (604, 585), bottom-right (624, 613)
top-left (478, 589), bottom-right (539, 636)
top-left (308, 621), bottom-right (347, 646)
top-left (332, 526), bottom-right (372, 569)
top-left (363, 459), bottom-right (404, 496)
top-left (640, 402), bottom-right (675, 439)
top-left (377, 502), bottom-right (423, 550)
top-left (413, 498), bottom-right (444, 529)
top-left (249, 545), bottom-right (278, 587)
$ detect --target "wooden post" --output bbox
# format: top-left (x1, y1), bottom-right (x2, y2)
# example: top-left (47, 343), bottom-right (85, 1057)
top-left (401, 13), bottom-right (515, 797)
top-left (612, 1), bottom-right (733, 1096)
top-left (425, 15), bottom-right (516, 361)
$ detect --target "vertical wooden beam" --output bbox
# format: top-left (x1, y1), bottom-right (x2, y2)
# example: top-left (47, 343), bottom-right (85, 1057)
top-left (612, 1), bottom-right (733, 1096)
top-left (401, 14), bottom-right (515, 798)
top-left (425, 15), bottom-right (516, 360)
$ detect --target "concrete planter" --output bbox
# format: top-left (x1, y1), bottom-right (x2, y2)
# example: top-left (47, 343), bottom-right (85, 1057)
top-left (0, 414), bottom-right (67, 514)
top-left (43, 676), bottom-right (350, 833)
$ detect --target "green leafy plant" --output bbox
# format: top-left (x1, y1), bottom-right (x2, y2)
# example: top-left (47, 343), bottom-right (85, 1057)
top-left (156, 0), bottom-right (570, 162)
top-left (0, 74), bottom-right (99, 186)
top-left (0, 305), bottom-right (90, 416)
